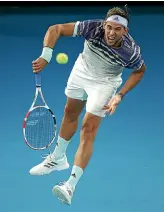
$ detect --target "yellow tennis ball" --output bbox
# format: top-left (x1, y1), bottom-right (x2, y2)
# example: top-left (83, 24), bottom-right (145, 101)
top-left (56, 53), bottom-right (68, 64)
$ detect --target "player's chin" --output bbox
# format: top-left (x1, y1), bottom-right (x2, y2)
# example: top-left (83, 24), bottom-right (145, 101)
top-left (107, 39), bottom-right (116, 46)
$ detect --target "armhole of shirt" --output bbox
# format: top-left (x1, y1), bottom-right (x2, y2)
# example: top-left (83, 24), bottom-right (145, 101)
top-left (72, 21), bottom-right (80, 37)
top-left (135, 60), bottom-right (144, 71)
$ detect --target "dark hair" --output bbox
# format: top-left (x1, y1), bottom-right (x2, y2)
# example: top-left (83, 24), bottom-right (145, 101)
top-left (105, 5), bottom-right (130, 23)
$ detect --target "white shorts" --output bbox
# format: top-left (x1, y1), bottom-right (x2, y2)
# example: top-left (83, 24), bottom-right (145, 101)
top-left (65, 58), bottom-right (122, 117)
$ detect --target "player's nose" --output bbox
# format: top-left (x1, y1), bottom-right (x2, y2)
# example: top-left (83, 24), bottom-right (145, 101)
top-left (109, 30), bottom-right (115, 36)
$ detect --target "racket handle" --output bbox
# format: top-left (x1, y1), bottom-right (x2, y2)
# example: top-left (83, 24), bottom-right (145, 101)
top-left (35, 74), bottom-right (41, 87)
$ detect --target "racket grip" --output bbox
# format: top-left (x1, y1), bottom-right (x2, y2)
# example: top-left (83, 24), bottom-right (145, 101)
top-left (35, 74), bottom-right (41, 87)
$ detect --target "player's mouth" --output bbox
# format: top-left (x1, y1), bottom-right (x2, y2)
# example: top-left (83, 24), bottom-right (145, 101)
top-left (108, 36), bottom-right (115, 41)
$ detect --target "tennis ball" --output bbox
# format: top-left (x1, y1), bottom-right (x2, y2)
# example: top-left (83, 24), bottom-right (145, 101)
top-left (56, 53), bottom-right (68, 64)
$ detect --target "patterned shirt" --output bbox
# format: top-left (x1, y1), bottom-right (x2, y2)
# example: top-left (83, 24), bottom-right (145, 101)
top-left (73, 20), bottom-right (144, 80)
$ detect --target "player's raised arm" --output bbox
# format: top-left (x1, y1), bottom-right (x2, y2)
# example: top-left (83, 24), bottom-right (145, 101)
top-left (43, 23), bottom-right (76, 48)
top-left (32, 23), bottom-right (76, 73)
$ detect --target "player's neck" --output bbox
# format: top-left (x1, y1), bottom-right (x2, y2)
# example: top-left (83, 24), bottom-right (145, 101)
top-left (112, 37), bottom-right (123, 48)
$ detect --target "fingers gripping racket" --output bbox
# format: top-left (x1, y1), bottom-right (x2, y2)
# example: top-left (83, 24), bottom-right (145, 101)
top-left (23, 74), bottom-right (57, 155)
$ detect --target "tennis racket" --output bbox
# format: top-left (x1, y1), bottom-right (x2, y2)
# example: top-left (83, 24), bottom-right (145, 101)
top-left (23, 73), bottom-right (57, 154)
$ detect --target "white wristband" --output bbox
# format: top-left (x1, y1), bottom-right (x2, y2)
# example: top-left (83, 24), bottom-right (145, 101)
top-left (40, 47), bottom-right (53, 63)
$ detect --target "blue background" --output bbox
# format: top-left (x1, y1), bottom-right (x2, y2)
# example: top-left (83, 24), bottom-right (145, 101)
top-left (0, 6), bottom-right (164, 212)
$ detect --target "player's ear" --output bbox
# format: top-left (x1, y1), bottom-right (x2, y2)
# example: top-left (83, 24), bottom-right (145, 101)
top-left (103, 21), bottom-right (106, 29)
top-left (124, 27), bottom-right (128, 35)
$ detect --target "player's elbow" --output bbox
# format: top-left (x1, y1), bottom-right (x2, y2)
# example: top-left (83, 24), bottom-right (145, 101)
top-left (47, 24), bottom-right (62, 36)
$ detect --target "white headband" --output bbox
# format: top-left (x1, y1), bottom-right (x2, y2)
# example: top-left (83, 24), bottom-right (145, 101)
top-left (106, 15), bottom-right (128, 28)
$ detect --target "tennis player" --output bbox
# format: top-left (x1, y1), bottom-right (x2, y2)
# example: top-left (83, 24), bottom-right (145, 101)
top-left (31, 6), bottom-right (146, 205)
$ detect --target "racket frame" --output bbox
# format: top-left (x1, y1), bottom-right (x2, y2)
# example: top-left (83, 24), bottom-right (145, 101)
top-left (23, 74), bottom-right (57, 150)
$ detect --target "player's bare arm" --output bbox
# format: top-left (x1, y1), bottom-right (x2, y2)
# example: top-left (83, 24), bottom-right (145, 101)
top-left (103, 63), bottom-right (146, 115)
top-left (117, 63), bottom-right (146, 97)
top-left (44, 23), bottom-right (76, 47)
top-left (32, 23), bottom-right (75, 73)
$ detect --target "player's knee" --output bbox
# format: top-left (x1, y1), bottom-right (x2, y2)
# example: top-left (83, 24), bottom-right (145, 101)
top-left (80, 121), bottom-right (98, 147)
top-left (64, 105), bottom-right (78, 122)
top-left (81, 119), bottom-right (99, 137)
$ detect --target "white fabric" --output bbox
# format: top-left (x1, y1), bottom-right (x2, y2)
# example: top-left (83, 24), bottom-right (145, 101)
top-left (106, 15), bottom-right (128, 28)
top-left (72, 21), bottom-right (80, 37)
top-left (52, 136), bottom-right (69, 159)
top-left (65, 55), bottom-right (122, 117)
top-left (40, 47), bottom-right (53, 63)
top-left (67, 165), bottom-right (83, 188)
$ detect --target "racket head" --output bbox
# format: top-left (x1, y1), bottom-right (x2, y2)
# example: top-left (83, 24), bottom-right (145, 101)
top-left (23, 106), bottom-right (57, 150)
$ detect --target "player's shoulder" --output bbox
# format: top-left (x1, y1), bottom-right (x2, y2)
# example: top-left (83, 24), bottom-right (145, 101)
top-left (123, 34), bottom-right (144, 69)
top-left (123, 33), bottom-right (140, 49)
top-left (75, 19), bottom-right (104, 39)
top-left (79, 19), bottom-right (103, 26)
top-left (122, 33), bottom-right (141, 57)
top-left (77, 19), bottom-right (103, 31)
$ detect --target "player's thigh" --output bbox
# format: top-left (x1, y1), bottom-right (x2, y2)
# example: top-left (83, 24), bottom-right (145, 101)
top-left (65, 85), bottom-right (87, 117)
top-left (64, 68), bottom-right (87, 117)
top-left (65, 66), bottom-right (88, 102)
top-left (86, 85), bottom-right (117, 118)
top-left (64, 97), bottom-right (86, 118)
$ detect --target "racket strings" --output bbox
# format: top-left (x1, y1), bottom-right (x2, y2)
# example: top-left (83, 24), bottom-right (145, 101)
top-left (25, 107), bottom-right (55, 149)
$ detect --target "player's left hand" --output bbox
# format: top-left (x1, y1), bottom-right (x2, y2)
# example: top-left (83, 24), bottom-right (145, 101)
top-left (102, 94), bottom-right (122, 115)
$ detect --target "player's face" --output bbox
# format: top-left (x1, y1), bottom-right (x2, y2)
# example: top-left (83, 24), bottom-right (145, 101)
top-left (103, 21), bottom-right (128, 47)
